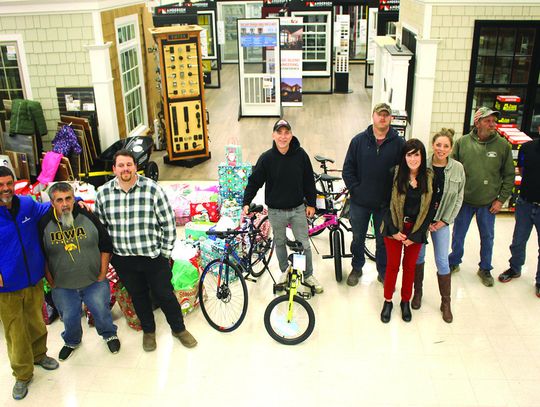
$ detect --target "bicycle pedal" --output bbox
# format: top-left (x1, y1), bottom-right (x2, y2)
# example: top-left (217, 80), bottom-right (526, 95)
top-left (274, 283), bottom-right (286, 292)
top-left (245, 276), bottom-right (257, 283)
top-left (299, 292), bottom-right (312, 300)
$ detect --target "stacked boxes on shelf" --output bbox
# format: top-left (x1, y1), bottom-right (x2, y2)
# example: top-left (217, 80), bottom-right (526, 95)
top-left (391, 109), bottom-right (408, 139)
top-left (496, 126), bottom-right (532, 211)
top-left (494, 95), bottom-right (521, 125)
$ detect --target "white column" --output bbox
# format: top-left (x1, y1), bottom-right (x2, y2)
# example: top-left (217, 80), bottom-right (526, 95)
top-left (383, 44), bottom-right (412, 111)
top-left (410, 38), bottom-right (439, 147)
top-left (84, 42), bottom-right (120, 150)
top-left (372, 36), bottom-right (395, 108)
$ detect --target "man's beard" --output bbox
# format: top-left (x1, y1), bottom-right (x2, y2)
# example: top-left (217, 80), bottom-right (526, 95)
top-left (0, 195), bottom-right (12, 204)
top-left (60, 211), bottom-right (74, 228)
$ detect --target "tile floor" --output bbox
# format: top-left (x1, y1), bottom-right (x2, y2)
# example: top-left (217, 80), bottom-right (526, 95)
top-left (1, 65), bottom-right (539, 406)
top-left (0, 214), bottom-right (539, 407)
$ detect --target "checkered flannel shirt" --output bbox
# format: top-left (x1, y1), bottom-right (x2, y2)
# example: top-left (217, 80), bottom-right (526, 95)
top-left (94, 175), bottom-right (176, 258)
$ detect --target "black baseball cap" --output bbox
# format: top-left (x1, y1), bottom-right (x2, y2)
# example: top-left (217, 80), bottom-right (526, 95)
top-left (273, 119), bottom-right (292, 132)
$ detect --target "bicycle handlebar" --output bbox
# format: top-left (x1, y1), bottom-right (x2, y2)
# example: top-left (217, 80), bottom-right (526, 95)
top-left (206, 229), bottom-right (248, 239)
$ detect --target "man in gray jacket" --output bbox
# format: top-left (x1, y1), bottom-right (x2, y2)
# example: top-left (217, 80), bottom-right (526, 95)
top-left (38, 182), bottom-right (120, 361)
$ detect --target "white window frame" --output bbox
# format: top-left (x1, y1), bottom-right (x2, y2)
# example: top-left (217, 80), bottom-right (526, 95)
top-left (114, 14), bottom-right (148, 137)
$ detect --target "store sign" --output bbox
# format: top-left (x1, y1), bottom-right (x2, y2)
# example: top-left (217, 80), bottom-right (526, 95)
top-left (379, 0), bottom-right (400, 12)
top-left (280, 17), bottom-right (303, 106)
top-left (156, 6), bottom-right (189, 14)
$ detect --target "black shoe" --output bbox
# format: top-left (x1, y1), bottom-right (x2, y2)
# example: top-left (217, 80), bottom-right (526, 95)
top-left (380, 301), bottom-right (393, 323)
top-left (106, 336), bottom-right (121, 354)
top-left (498, 268), bottom-right (521, 283)
top-left (400, 301), bottom-right (412, 322)
top-left (536, 284), bottom-right (540, 298)
top-left (58, 346), bottom-right (76, 361)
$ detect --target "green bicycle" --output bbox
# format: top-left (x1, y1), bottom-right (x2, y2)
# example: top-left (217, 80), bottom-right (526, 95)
top-left (264, 240), bottom-right (316, 345)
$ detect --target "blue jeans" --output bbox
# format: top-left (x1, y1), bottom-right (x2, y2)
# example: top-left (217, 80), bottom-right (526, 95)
top-left (349, 202), bottom-right (386, 277)
top-left (449, 203), bottom-right (495, 271)
top-left (52, 280), bottom-right (117, 347)
top-left (509, 197), bottom-right (540, 284)
top-left (268, 205), bottom-right (313, 277)
top-left (417, 225), bottom-right (451, 275)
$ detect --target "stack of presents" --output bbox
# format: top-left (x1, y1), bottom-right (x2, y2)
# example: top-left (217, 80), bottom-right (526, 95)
top-left (40, 144), bottom-right (260, 331)
top-left (494, 95), bottom-right (532, 212)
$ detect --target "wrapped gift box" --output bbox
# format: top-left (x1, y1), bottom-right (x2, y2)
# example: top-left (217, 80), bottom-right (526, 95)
top-left (184, 221), bottom-right (216, 241)
top-left (218, 163), bottom-right (252, 205)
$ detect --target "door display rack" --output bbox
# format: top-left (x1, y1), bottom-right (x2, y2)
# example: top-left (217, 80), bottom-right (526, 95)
top-left (237, 18), bottom-right (281, 118)
top-left (218, 1), bottom-right (263, 63)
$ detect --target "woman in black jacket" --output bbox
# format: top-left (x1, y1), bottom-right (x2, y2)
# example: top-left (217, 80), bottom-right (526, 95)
top-left (380, 139), bottom-right (435, 323)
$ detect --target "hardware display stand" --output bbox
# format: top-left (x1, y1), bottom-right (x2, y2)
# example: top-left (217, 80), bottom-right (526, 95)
top-left (151, 26), bottom-right (211, 166)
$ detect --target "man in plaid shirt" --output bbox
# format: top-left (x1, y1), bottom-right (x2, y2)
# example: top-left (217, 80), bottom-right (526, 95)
top-left (95, 149), bottom-right (197, 351)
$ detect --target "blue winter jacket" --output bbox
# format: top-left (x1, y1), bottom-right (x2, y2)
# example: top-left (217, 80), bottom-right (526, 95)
top-left (0, 196), bottom-right (50, 293)
top-left (342, 125), bottom-right (405, 209)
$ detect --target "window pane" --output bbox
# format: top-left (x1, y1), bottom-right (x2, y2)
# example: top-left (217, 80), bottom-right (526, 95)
top-left (516, 28), bottom-right (535, 56)
top-left (497, 28), bottom-right (516, 56)
top-left (475, 56), bottom-right (494, 84)
top-left (512, 56), bottom-right (531, 83)
top-left (478, 27), bottom-right (498, 56)
top-left (493, 57), bottom-right (512, 83)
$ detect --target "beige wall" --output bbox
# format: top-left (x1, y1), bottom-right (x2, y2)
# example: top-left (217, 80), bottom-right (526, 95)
top-left (400, 1), bottom-right (540, 138)
top-left (0, 13), bottom-right (94, 142)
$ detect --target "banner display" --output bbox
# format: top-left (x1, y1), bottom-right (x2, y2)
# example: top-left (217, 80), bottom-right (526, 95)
top-left (279, 17), bottom-right (303, 106)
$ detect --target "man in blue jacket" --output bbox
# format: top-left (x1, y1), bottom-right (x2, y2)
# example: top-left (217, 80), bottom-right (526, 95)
top-left (0, 166), bottom-right (59, 400)
top-left (342, 103), bottom-right (405, 286)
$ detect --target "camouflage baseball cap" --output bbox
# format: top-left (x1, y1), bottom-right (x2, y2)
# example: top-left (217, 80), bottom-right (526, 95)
top-left (373, 103), bottom-right (392, 114)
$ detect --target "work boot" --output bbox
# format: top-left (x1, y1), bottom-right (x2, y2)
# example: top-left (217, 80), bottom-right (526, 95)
top-left (411, 263), bottom-right (425, 310)
top-left (477, 269), bottom-right (494, 287)
top-left (172, 329), bottom-right (198, 348)
top-left (143, 332), bottom-right (157, 352)
top-left (437, 273), bottom-right (453, 323)
top-left (347, 268), bottom-right (362, 286)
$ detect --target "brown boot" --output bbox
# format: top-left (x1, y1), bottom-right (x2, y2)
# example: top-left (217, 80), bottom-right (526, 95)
top-left (437, 273), bottom-right (453, 323)
top-left (411, 263), bottom-right (425, 310)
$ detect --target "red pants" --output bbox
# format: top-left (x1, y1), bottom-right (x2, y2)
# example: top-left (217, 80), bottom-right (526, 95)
top-left (383, 237), bottom-right (422, 301)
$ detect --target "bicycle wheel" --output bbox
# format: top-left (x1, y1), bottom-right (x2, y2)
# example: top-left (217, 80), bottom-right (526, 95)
top-left (198, 259), bottom-right (248, 332)
top-left (250, 216), bottom-right (274, 278)
top-left (308, 212), bottom-right (327, 237)
top-left (264, 295), bottom-right (315, 345)
top-left (333, 231), bottom-right (343, 282)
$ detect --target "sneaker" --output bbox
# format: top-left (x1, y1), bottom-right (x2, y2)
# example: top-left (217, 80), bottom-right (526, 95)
top-left (477, 269), bottom-right (494, 287)
top-left (34, 355), bottom-right (59, 370)
top-left (450, 264), bottom-right (460, 274)
top-left (536, 284), bottom-right (540, 298)
top-left (346, 269), bottom-right (362, 286)
top-left (12, 379), bottom-right (31, 400)
top-left (377, 274), bottom-right (384, 284)
top-left (305, 275), bottom-right (324, 294)
top-left (498, 268), bottom-right (521, 283)
top-left (58, 345), bottom-right (77, 361)
top-left (172, 329), bottom-right (198, 348)
top-left (105, 336), bottom-right (121, 354)
top-left (143, 332), bottom-right (157, 352)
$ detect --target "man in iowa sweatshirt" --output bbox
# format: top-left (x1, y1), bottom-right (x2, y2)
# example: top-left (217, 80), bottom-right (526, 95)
top-left (448, 107), bottom-right (515, 287)
top-left (242, 119), bottom-right (322, 293)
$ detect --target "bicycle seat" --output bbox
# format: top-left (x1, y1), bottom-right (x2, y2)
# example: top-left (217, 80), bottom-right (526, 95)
top-left (314, 155), bottom-right (335, 164)
top-left (248, 204), bottom-right (264, 214)
top-left (286, 240), bottom-right (304, 253)
top-left (319, 173), bottom-right (341, 182)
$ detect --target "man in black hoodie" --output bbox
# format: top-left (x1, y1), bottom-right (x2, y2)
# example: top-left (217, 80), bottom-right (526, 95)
top-left (242, 119), bottom-right (322, 293)
top-left (342, 103), bottom-right (405, 286)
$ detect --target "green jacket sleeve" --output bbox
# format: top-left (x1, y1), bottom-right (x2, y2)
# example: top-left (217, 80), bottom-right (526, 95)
top-left (498, 143), bottom-right (515, 203)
